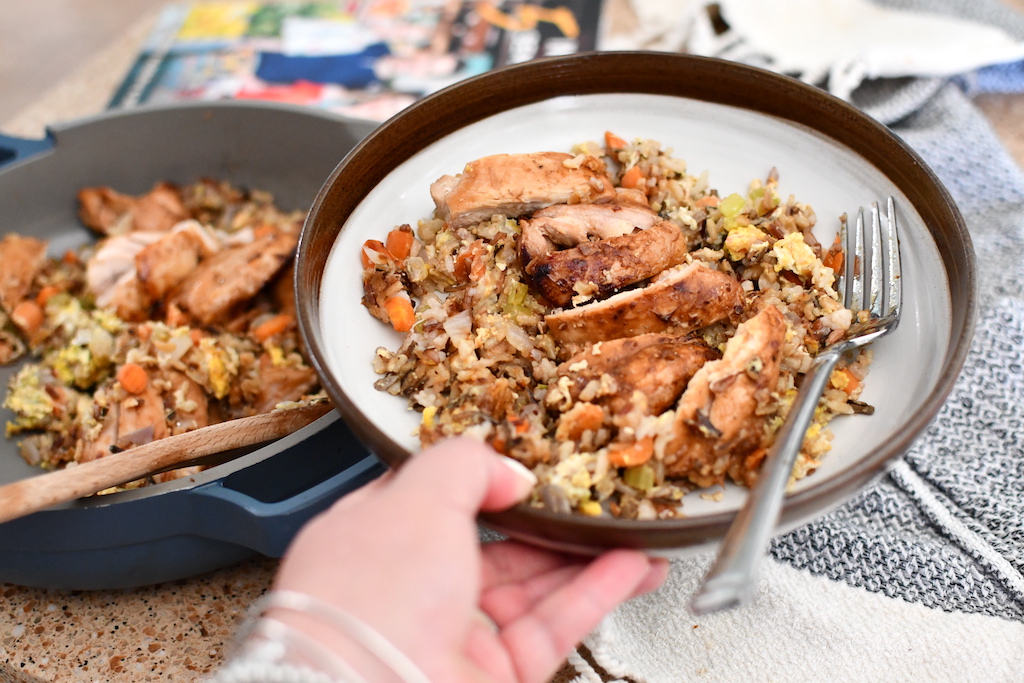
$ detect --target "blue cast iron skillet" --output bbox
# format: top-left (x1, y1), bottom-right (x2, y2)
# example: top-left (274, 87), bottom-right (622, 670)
top-left (0, 101), bottom-right (384, 590)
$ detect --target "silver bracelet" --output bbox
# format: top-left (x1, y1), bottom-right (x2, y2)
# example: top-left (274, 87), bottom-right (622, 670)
top-left (252, 590), bottom-right (432, 683)
top-left (213, 616), bottom-right (367, 683)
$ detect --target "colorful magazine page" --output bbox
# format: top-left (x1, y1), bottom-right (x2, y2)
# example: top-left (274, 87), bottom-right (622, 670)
top-left (109, 0), bottom-right (605, 122)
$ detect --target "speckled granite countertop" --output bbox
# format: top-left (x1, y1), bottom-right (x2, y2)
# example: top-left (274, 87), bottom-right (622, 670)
top-left (1, 557), bottom-right (278, 682)
top-left (2, 6), bottom-right (1024, 683)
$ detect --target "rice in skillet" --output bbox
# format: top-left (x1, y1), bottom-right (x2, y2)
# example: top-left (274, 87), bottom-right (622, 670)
top-left (360, 133), bottom-right (872, 520)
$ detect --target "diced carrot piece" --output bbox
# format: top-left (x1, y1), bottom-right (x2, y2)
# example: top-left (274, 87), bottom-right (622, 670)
top-left (385, 225), bottom-right (414, 261)
top-left (384, 294), bottom-right (415, 333)
top-left (555, 402), bottom-right (605, 441)
top-left (35, 285), bottom-right (61, 306)
top-left (605, 131), bottom-right (628, 150)
top-left (488, 432), bottom-right (508, 455)
top-left (743, 447), bottom-right (767, 472)
top-left (360, 239), bottom-right (391, 270)
top-left (165, 303), bottom-right (189, 328)
top-left (253, 224), bottom-right (276, 239)
top-left (695, 195), bottom-right (720, 209)
top-left (608, 437), bottom-right (654, 468)
top-left (11, 300), bottom-right (44, 335)
top-left (62, 250), bottom-right (80, 265)
top-left (116, 362), bottom-right (149, 395)
top-left (508, 413), bottom-right (531, 435)
top-left (620, 165), bottom-right (644, 190)
top-left (252, 313), bottom-right (295, 342)
top-left (823, 233), bottom-right (844, 273)
top-left (189, 328), bottom-right (204, 345)
top-left (835, 367), bottom-right (861, 396)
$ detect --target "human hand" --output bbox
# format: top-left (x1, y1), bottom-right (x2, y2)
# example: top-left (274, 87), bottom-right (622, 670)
top-left (269, 437), bottom-right (668, 683)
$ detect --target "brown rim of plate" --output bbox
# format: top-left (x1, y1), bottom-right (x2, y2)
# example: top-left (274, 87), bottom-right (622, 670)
top-left (296, 51), bottom-right (977, 552)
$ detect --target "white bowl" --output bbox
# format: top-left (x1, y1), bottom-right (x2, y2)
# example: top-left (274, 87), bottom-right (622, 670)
top-left (296, 53), bottom-right (976, 554)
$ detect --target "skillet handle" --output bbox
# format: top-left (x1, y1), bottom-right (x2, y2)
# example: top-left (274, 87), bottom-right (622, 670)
top-left (188, 452), bottom-right (386, 557)
top-left (0, 132), bottom-right (54, 168)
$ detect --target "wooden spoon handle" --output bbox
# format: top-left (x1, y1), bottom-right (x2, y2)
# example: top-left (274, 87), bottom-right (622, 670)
top-left (0, 401), bottom-right (333, 525)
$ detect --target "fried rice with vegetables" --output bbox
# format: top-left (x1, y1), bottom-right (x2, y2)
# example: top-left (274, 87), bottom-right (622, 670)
top-left (360, 132), bottom-right (872, 520)
top-left (1, 180), bottom-right (323, 488)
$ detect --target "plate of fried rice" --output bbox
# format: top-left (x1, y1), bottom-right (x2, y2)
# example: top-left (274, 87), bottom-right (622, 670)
top-left (296, 53), bottom-right (975, 553)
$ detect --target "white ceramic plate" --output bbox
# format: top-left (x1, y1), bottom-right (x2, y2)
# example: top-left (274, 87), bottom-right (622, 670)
top-left (297, 53), bottom-right (974, 553)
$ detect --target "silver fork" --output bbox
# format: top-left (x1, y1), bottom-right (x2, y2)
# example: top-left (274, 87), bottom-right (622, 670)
top-left (689, 197), bottom-right (903, 615)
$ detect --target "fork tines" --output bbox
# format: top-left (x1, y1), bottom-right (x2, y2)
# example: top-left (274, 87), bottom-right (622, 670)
top-left (838, 196), bottom-right (902, 320)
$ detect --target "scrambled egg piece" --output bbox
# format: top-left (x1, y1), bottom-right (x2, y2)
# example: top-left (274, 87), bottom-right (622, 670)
top-left (549, 452), bottom-right (594, 506)
top-left (725, 225), bottom-right (770, 261)
top-left (199, 337), bottom-right (240, 399)
top-left (4, 366), bottom-right (57, 435)
top-left (772, 233), bottom-right (818, 277)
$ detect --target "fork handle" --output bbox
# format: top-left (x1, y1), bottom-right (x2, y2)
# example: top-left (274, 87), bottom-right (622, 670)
top-left (689, 348), bottom-right (844, 615)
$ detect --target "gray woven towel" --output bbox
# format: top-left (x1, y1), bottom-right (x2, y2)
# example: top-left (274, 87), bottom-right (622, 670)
top-left (572, 1), bottom-right (1024, 681)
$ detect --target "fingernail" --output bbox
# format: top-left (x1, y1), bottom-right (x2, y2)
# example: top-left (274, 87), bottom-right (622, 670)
top-left (474, 608), bottom-right (499, 633)
top-left (499, 455), bottom-right (537, 500)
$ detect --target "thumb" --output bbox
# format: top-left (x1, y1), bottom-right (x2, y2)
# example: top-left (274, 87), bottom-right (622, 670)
top-left (390, 437), bottom-right (537, 516)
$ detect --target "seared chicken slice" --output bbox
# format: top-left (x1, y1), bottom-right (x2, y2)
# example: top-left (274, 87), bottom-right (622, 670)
top-left (270, 261), bottom-right (298, 320)
top-left (171, 228), bottom-right (298, 326)
top-left (662, 305), bottom-right (787, 486)
top-left (116, 381), bottom-right (170, 449)
top-left (526, 220), bottom-right (688, 308)
top-left (86, 223), bottom-right (218, 322)
top-left (553, 333), bottom-right (719, 415)
top-left (546, 261), bottom-right (744, 345)
top-left (430, 152), bottom-right (616, 229)
top-left (135, 222), bottom-right (219, 300)
top-left (0, 234), bottom-right (48, 313)
top-left (150, 368), bottom-right (211, 484)
top-left (160, 368), bottom-right (211, 435)
top-left (519, 198), bottom-right (660, 262)
top-left (78, 182), bottom-right (189, 235)
top-left (79, 377), bottom-right (170, 463)
top-left (86, 232), bottom-right (164, 314)
top-left (250, 353), bottom-right (319, 415)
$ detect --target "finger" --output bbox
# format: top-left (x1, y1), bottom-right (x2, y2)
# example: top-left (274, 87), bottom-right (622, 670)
top-left (461, 616), bottom-right (515, 682)
top-left (633, 557), bottom-right (670, 598)
top-left (499, 549), bottom-right (659, 683)
top-left (389, 437), bottom-right (535, 516)
top-left (480, 541), bottom-right (585, 589)
top-left (480, 563), bottom-right (586, 627)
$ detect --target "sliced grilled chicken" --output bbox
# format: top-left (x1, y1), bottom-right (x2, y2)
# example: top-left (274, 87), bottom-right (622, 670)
top-left (78, 182), bottom-right (189, 235)
top-left (135, 222), bottom-right (218, 300)
top-left (662, 305), bottom-right (787, 486)
top-left (430, 152), bottom-right (615, 229)
top-left (527, 220), bottom-right (688, 308)
top-left (171, 227), bottom-right (298, 326)
top-left (545, 261), bottom-right (745, 345)
top-left (0, 234), bottom-right (48, 314)
top-left (519, 198), bottom-right (660, 262)
top-left (249, 352), bottom-right (320, 415)
top-left (553, 333), bottom-right (720, 415)
top-left (80, 377), bottom-right (170, 463)
top-left (87, 222), bottom-right (221, 322)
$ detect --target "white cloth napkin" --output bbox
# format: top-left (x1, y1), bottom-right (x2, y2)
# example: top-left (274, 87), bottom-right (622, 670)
top-left (581, 545), bottom-right (1024, 683)
top-left (576, 1), bottom-right (1024, 681)
top-left (605, 0), bottom-right (1024, 120)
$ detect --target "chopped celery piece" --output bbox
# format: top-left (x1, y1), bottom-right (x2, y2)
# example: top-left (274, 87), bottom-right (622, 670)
top-left (719, 192), bottom-right (746, 218)
top-left (623, 464), bottom-right (655, 491)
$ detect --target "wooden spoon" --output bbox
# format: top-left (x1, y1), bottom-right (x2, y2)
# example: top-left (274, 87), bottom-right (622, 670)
top-left (0, 401), bottom-right (333, 525)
